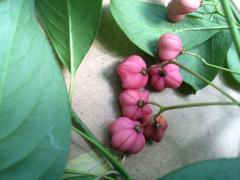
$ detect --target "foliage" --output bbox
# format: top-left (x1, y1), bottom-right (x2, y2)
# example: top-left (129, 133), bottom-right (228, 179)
top-left (64, 150), bottom-right (120, 178)
top-left (36, 0), bottom-right (102, 74)
top-left (1, 0), bottom-right (240, 179)
top-left (227, 43), bottom-right (240, 83)
top-left (159, 159), bottom-right (240, 180)
top-left (0, 0), bottom-right (71, 179)
top-left (110, 0), bottom-right (238, 90)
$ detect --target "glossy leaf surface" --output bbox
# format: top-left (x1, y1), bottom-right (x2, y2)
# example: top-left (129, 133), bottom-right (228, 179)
top-left (36, 0), bottom-right (102, 73)
top-left (0, 0), bottom-right (71, 179)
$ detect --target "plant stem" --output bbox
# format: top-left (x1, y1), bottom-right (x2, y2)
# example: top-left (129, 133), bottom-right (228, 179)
top-left (148, 100), bottom-right (240, 121)
top-left (64, 169), bottom-right (95, 176)
top-left (72, 127), bottom-right (132, 180)
top-left (221, 0), bottom-right (240, 59)
top-left (95, 170), bottom-right (121, 180)
top-left (169, 61), bottom-right (237, 102)
top-left (104, 177), bottom-right (116, 180)
top-left (71, 109), bottom-right (97, 141)
top-left (183, 51), bottom-right (240, 75)
top-left (147, 101), bottom-right (162, 109)
top-left (160, 101), bottom-right (240, 113)
top-left (68, 73), bottom-right (74, 102)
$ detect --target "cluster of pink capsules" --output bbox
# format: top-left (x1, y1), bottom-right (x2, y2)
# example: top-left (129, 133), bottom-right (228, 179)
top-left (109, 34), bottom-right (183, 154)
top-left (109, 0), bottom-right (202, 154)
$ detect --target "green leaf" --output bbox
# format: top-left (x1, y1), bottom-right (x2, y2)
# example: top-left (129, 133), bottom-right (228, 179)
top-left (0, 0), bottom-right (71, 179)
top-left (36, 0), bottom-right (102, 74)
top-left (64, 151), bottom-right (120, 177)
top-left (178, 31), bottom-right (232, 90)
top-left (110, 0), bottom-right (227, 57)
top-left (227, 43), bottom-right (240, 83)
top-left (158, 159), bottom-right (240, 180)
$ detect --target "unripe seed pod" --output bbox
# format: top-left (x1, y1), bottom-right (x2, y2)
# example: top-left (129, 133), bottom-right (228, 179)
top-left (119, 90), bottom-right (152, 120)
top-left (109, 117), bottom-right (145, 154)
top-left (117, 55), bottom-right (148, 90)
top-left (150, 63), bottom-right (183, 91)
top-left (141, 115), bottom-right (168, 142)
top-left (159, 33), bottom-right (183, 61)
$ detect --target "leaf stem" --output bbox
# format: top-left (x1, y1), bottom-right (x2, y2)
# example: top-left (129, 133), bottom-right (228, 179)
top-left (104, 177), bottom-right (116, 180)
top-left (68, 73), bottom-right (74, 102)
top-left (95, 170), bottom-right (121, 180)
top-left (72, 127), bottom-right (132, 180)
top-left (169, 60), bottom-right (237, 102)
top-left (160, 101), bottom-right (240, 113)
top-left (147, 100), bottom-right (240, 123)
top-left (221, 0), bottom-right (240, 58)
top-left (147, 101), bottom-right (162, 109)
top-left (64, 169), bottom-right (95, 176)
top-left (71, 110), bottom-right (97, 141)
top-left (183, 50), bottom-right (240, 75)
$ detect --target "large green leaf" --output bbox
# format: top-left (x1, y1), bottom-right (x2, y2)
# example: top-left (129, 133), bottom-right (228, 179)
top-left (227, 43), bottom-right (240, 83)
top-left (110, 0), bottom-right (227, 57)
top-left (36, 0), bottom-right (102, 74)
top-left (0, 0), bottom-right (71, 179)
top-left (159, 159), bottom-right (240, 180)
top-left (178, 31), bottom-right (232, 90)
top-left (64, 150), bottom-right (120, 178)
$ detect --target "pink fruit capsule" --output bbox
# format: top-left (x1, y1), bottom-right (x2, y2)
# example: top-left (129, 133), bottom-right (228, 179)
top-left (168, 13), bottom-right (186, 23)
top-left (167, 1), bottom-right (186, 22)
top-left (117, 55), bottom-right (148, 90)
top-left (119, 90), bottom-right (152, 120)
top-left (150, 63), bottom-right (183, 91)
top-left (109, 117), bottom-right (145, 154)
top-left (175, 0), bottom-right (202, 14)
top-left (168, 0), bottom-right (202, 15)
top-left (167, 0), bottom-right (201, 22)
top-left (159, 34), bottom-right (183, 61)
top-left (141, 115), bottom-right (168, 142)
